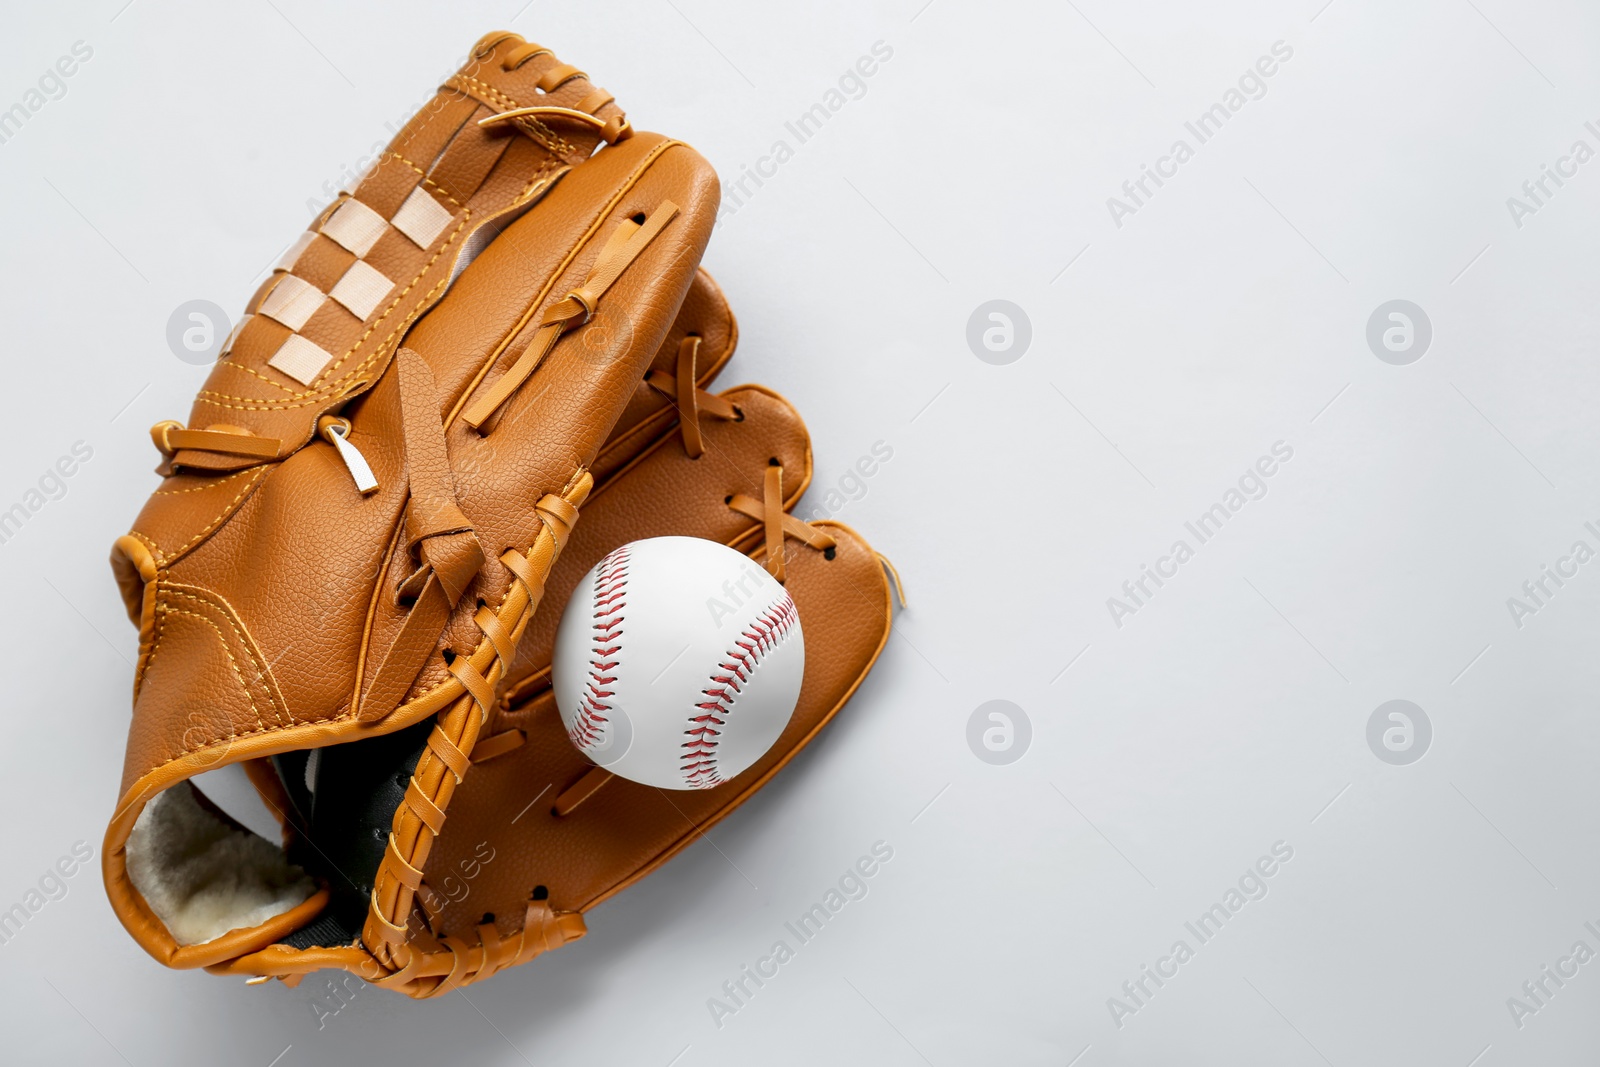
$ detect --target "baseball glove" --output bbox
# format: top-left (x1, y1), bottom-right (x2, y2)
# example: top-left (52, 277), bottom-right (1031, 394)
top-left (103, 32), bottom-right (898, 996)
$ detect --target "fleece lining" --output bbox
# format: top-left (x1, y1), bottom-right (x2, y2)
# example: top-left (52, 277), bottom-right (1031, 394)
top-left (125, 780), bottom-right (316, 946)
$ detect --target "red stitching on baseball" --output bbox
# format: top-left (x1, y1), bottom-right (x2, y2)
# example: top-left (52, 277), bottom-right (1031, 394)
top-left (571, 545), bottom-right (630, 752)
top-left (681, 591), bottom-right (798, 789)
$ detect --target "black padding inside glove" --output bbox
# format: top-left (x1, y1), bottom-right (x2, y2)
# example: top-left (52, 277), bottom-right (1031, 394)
top-left (280, 721), bottom-right (432, 948)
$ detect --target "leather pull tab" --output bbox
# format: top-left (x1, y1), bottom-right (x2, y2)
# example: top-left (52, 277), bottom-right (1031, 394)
top-left (396, 349), bottom-right (485, 605)
top-left (358, 350), bottom-right (488, 721)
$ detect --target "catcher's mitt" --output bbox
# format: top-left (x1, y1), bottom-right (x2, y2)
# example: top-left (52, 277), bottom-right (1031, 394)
top-left (103, 32), bottom-right (898, 996)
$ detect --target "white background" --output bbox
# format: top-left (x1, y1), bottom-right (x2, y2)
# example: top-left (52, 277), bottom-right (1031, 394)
top-left (2, 0), bottom-right (1599, 1063)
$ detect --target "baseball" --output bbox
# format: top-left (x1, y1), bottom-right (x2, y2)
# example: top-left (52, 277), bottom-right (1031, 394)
top-left (552, 536), bottom-right (805, 790)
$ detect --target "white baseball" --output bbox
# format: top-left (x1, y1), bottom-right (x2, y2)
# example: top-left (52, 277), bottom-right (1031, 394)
top-left (552, 536), bottom-right (805, 790)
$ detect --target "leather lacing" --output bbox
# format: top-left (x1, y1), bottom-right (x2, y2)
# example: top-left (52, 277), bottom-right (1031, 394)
top-left (461, 201), bottom-right (680, 429)
top-left (358, 469), bottom-right (592, 997)
top-left (155, 199), bottom-right (677, 471)
top-left (236, 261), bottom-right (900, 995)
top-left (352, 335), bottom-right (860, 994)
top-left (134, 32), bottom-right (691, 993)
top-left (180, 201), bottom-right (679, 994)
top-left (351, 200), bottom-right (692, 995)
top-left (645, 336), bottom-right (833, 582)
top-left (150, 420), bottom-right (282, 464)
top-left (646, 336), bottom-right (742, 459)
top-left (232, 335), bottom-right (906, 993)
top-left (478, 103), bottom-right (631, 147)
top-left (476, 37), bottom-right (632, 145)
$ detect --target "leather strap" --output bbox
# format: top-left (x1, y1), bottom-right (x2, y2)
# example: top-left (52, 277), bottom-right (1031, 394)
top-left (478, 105), bottom-right (628, 146)
top-left (424, 730), bottom-right (470, 784)
top-left (643, 336), bottom-right (739, 459)
top-left (469, 729), bottom-right (525, 764)
top-left (364, 471), bottom-right (594, 975)
top-left (448, 656), bottom-right (497, 726)
top-left (151, 420), bottom-right (281, 460)
top-left (474, 921), bottom-right (505, 984)
top-left (404, 779), bottom-right (446, 834)
top-left (728, 464), bottom-right (838, 584)
top-left (384, 834), bottom-right (425, 890)
top-left (761, 463), bottom-right (786, 581)
top-left (461, 201), bottom-right (680, 429)
top-left (474, 605), bottom-right (516, 666)
top-left (553, 767), bottom-right (613, 817)
top-left (359, 350), bottom-right (485, 722)
top-left (396, 349), bottom-right (485, 604)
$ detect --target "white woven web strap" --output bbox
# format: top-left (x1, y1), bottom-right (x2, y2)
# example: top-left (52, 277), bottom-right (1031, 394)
top-left (267, 335), bottom-right (335, 386)
top-left (329, 261), bottom-right (395, 320)
top-left (257, 274), bottom-right (325, 332)
top-left (391, 186), bottom-right (453, 249)
top-left (321, 198), bottom-right (387, 256)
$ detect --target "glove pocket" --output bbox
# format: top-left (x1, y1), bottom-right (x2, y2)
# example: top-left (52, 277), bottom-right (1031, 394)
top-left (408, 384), bottom-right (894, 976)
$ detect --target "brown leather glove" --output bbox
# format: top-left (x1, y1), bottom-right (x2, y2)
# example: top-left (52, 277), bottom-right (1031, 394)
top-left (102, 32), bottom-right (897, 997)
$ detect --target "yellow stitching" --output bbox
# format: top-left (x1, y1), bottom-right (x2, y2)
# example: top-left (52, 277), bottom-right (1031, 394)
top-left (383, 151), bottom-right (468, 209)
top-left (218, 359), bottom-right (304, 396)
top-left (447, 74), bottom-right (577, 157)
top-left (199, 226), bottom-right (460, 404)
top-left (140, 720), bottom-right (278, 775)
top-left (520, 157), bottom-right (561, 203)
top-left (149, 469), bottom-right (259, 495)
top-left (193, 151), bottom-right (467, 409)
top-left (133, 695), bottom-right (359, 776)
top-left (128, 530), bottom-right (167, 567)
top-left (157, 603), bottom-right (268, 739)
top-left (163, 587), bottom-right (290, 729)
top-left (131, 140), bottom-right (665, 783)
top-left (451, 73), bottom-right (521, 112)
top-left (514, 116), bottom-right (575, 157)
top-left (366, 143), bottom-right (692, 720)
top-left (135, 573), bottom-right (170, 697)
top-left (128, 467), bottom-right (267, 565)
top-left (192, 216), bottom-right (466, 411)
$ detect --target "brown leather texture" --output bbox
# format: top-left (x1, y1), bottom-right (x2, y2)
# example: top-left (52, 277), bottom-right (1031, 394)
top-left (427, 396), bottom-right (891, 942)
top-left (112, 137), bottom-right (714, 787)
top-left (211, 363), bottom-right (895, 997)
top-left (169, 33), bottom-right (630, 475)
top-left (104, 31), bottom-right (717, 967)
top-left (104, 31), bottom-right (896, 996)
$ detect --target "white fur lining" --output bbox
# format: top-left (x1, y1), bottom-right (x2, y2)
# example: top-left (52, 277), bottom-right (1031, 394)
top-left (125, 781), bottom-right (315, 946)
